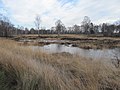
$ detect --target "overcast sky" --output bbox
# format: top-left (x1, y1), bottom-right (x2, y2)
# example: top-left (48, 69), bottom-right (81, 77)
top-left (0, 0), bottom-right (120, 29)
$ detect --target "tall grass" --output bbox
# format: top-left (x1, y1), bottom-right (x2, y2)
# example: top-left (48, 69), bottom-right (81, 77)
top-left (0, 38), bottom-right (120, 90)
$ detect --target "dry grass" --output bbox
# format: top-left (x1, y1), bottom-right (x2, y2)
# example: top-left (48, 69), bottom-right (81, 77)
top-left (16, 34), bottom-right (120, 40)
top-left (0, 38), bottom-right (120, 90)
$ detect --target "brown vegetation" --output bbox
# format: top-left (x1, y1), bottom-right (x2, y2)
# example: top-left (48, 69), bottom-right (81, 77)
top-left (14, 34), bottom-right (120, 49)
top-left (0, 38), bottom-right (120, 90)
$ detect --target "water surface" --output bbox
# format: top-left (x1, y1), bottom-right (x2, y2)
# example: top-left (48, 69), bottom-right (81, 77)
top-left (32, 44), bottom-right (120, 60)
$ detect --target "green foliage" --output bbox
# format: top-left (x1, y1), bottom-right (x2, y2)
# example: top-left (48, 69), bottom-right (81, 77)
top-left (0, 70), bottom-right (8, 90)
top-left (0, 69), bottom-right (18, 90)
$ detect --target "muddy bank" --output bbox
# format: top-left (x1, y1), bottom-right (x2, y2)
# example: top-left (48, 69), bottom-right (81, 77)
top-left (13, 35), bottom-right (120, 49)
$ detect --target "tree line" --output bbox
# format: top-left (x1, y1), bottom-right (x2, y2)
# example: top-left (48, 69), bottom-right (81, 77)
top-left (0, 14), bottom-right (120, 37)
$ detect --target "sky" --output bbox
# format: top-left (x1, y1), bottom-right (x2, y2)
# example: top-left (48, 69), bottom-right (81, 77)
top-left (0, 0), bottom-right (120, 29)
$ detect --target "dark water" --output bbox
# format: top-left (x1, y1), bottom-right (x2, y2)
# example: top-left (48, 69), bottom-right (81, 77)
top-left (32, 44), bottom-right (120, 60)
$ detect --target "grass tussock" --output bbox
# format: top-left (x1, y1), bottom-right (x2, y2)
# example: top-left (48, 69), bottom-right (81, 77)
top-left (0, 38), bottom-right (120, 90)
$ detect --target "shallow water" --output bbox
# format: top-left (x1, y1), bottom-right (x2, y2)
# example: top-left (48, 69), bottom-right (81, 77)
top-left (32, 44), bottom-right (120, 60)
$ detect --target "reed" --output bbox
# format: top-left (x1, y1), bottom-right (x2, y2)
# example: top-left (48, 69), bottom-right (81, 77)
top-left (0, 38), bottom-right (119, 90)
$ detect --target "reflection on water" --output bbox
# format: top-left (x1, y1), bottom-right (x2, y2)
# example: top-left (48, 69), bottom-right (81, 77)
top-left (32, 44), bottom-right (120, 60)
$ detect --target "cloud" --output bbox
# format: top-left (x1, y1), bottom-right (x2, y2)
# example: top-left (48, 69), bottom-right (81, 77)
top-left (1, 0), bottom-right (120, 29)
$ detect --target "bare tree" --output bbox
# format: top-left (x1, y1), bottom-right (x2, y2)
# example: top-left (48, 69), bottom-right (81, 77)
top-left (73, 25), bottom-right (80, 34)
top-left (34, 15), bottom-right (41, 36)
top-left (81, 16), bottom-right (91, 34)
top-left (55, 20), bottom-right (63, 36)
top-left (1, 15), bottom-right (10, 37)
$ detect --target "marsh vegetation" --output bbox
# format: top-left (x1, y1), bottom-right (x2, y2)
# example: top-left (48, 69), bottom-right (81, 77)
top-left (0, 38), bottom-right (120, 90)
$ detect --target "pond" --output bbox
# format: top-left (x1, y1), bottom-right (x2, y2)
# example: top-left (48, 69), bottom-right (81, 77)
top-left (32, 44), bottom-right (120, 60)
